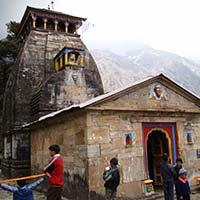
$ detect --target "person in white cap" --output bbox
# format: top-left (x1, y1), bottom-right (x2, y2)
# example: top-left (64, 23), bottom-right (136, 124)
top-left (176, 168), bottom-right (191, 200)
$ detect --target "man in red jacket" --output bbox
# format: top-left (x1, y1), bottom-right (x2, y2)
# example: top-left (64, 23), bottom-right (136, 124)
top-left (44, 144), bottom-right (64, 200)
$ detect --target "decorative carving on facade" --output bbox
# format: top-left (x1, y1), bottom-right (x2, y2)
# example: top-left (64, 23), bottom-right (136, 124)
top-left (149, 82), bottom-right (168, 100)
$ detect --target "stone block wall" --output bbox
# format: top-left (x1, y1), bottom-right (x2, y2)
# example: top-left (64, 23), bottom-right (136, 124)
top-left (86, 111), bottom-right (145, 198)
top-left (96, 84), bottom-right (200, 113)
top-left (86, 110), bottom-right (200, 198)
top-left (2, 130), bottom-right (30, 177)
top-left (31, 111), bottom-right (89, 200)
top-left (179, 115), bottom-right (200, 184)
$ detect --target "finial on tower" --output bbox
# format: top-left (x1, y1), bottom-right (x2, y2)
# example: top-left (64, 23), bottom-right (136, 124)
top-left (51, 1), bottom-right (54, 10)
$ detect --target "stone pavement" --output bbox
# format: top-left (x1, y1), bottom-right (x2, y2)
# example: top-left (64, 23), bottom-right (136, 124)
top-left (0, 170), bottom-right (200, 200)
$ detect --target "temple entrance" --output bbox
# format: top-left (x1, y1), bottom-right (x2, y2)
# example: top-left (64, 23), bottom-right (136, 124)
top-left (142, 123), bottom-right (179, 187)
top-left (147, 130), bottom-right (169, 186)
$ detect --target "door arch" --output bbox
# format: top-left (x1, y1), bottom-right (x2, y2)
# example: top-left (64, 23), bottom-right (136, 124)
top-left (142, 122), bottom-right (179, 186)
top-left (147, 130), bottom-right (169, 186)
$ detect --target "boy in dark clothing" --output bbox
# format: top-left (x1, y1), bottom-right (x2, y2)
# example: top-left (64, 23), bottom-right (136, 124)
top-left (0, 177), bottom-right (44, 200)
top-left (174, 158), bottom-right (183, 176)
top-left (44, 144), bottom-right (64, 200)
top-left (176, 168), bottom-right (190, 200)
top-left (103, 158), bottom-right (120, 200)
top-left (160, 153), bottom-right (176, 200)
top-left (174, 158), bottom-right (183, 198)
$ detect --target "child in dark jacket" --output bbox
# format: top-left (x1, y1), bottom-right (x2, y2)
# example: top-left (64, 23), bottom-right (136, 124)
top-left (0, 177), bottom-right (44, 200)
top-left (103, 158), bottom-right (120, 200)
top-left (174, 158), bottom-right (183, 198)
top-left (176, 168), bottom-right (191, 200)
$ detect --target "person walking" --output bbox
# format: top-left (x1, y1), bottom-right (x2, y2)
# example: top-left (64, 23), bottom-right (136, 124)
top-left (160, 153), bottom-right (176, 200)
top-left (0, 178), bottom-right (44, 200)
top-left (176, 168), bottom-right (191, 200)
top-left (44, 144), bottom-right (64, 200)
top-left (103, 158), bottom-right (120, 200)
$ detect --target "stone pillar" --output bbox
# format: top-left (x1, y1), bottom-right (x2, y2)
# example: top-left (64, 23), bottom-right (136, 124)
top-left (31, 14), bottom-right (36, 28)
top-left (4, 137), bottom-right (11, 159)
top-left (80, 52), bottom-right (84, 66)
top-left (12, 135), bottom-right (17, 159)
top-left (75, 24), bottom-right (80, 34)
top-left (55, 60), bottom-right (59, 72)
top-left (65, 53), bottom-right (68, 65)
top-left (44, 18), bottom-right (48, 30)
top-left (33, 19), bottom-right (36, 28)
top-left (65, 22), bottom-right (69, 33)
top-left (59, 57), bottom-right (63, 70)
top-left (54, 20), bottom-right (58, 31)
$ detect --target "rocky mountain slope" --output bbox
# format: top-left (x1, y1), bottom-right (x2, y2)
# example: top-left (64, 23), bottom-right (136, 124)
top-left (91, 47), bottom-right (200, 97)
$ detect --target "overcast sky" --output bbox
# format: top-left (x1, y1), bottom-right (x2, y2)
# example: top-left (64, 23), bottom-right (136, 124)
top-left (1, 0), bottom-right (200, 59)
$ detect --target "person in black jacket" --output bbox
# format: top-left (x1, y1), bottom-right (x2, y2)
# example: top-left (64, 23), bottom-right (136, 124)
top-left (174, 158), bottom-right (183, 176)
top-left (174, 158), bottom-right (183, 198)
top-left (160, 153), bottom-right (176, 200)
top-left (103, 158), bottom-right (120, 200)
top-left (176, 168), bottom-right (190, 200)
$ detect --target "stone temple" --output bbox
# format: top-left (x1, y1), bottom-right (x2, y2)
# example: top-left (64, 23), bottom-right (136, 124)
top-left (1, 6), bottom-right (103, 177)
top-left (1, 6), bottom-right (200, 200)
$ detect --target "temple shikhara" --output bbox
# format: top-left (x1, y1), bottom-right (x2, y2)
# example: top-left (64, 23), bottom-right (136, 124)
top-left (1, 5), bottom-right (200, 200)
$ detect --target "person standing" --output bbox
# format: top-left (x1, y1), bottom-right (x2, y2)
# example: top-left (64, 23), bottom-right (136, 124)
top-left (160, 153), bottom-right (176, 200)
top-left (176, 168), bottom-right (190, 200)
top-left (103, 158), bottom-right (120, 200)
top-left (174, 158), bottom-right (183, 198)
top-left (174, 158), bottom-right (183, 177)
top-left (44, 144), bottom-right (64, 200)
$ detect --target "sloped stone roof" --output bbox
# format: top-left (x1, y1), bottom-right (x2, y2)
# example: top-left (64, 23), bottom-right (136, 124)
top-left (25, 73), bottom-right (200, 127)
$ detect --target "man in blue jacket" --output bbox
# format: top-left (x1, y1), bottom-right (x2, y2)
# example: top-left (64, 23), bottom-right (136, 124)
top-left (0, 177), bottom-right (44, 200)
top-left (160, 153), bottom-right (176, 200)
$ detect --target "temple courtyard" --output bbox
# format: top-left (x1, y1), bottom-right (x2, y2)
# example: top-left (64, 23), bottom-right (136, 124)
top-left (0, 171), bottom-right (199, 200)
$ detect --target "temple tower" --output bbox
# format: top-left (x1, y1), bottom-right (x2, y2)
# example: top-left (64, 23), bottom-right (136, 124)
top-left (2, 6), bottom-right (103, 176)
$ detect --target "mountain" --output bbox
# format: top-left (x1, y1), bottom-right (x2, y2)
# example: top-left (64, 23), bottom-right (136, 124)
top-left (91, 47), bottom-right (200, 97)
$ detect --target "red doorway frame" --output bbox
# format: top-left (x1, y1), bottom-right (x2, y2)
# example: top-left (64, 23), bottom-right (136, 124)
top-left (142, 122), bottom-right (180, 178)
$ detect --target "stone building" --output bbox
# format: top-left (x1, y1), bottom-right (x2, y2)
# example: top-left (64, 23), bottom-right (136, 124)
top-left (1, 6), bottom-right (103, 176)
top-left (29, 74), bottom-right (200, 199)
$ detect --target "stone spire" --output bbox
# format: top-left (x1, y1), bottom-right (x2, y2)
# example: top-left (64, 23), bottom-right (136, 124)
top-left (1, 6), bottom-right (103, 176)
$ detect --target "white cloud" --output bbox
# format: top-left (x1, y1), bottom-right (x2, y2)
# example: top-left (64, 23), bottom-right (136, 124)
top-left (1, 0), bottom-right (200, 58)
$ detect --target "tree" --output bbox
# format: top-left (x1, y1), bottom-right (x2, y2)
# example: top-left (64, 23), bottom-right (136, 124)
top-left (6, 21), bottom-right (19, 40)
top-left (0, 21), bottom-right (20, 97)
top-left (0, 21), bottom-right (20, 62)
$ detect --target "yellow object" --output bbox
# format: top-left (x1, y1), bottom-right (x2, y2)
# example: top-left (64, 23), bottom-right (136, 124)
top-left (80, 56), bottom-right (84, 66)
top-left (44, 22), bottom-right (47, 30)
top-left (65, 54), bottom-right (68, 65)
top-left (144, 179), bottom-right (153, 184)
top-left (144, 179), bottom-right (154, 196)
top-left (59, 57), bottom-right (63, 70)
top-left (55, 24), bottom-right (58, 31)
top-left (0, 173), bottom-right (46, 183)
top-left (55, 60), bottom-right (59, 72)
top-left (33, 20), bottom-right (36, 28)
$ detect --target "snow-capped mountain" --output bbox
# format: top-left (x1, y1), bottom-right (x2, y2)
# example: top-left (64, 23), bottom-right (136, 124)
top-left (91, 47), bottom-right (200, 97)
